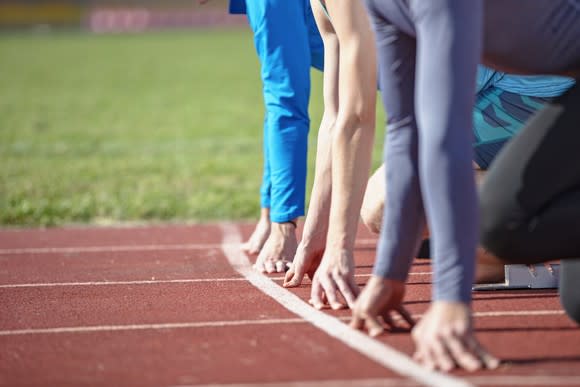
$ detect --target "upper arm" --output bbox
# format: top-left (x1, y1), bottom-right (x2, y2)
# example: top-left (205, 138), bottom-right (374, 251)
top-left (323, 0), bottom-right (377, 124)
top-left (311, 0), bottom-right (340, 118)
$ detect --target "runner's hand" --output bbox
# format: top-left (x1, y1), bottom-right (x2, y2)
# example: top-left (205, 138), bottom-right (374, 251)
top-left (308, 249), bottom-right (359, 310)
top-left (412, 302), bottom-right (500, 372)
top-left (283, 242), bottom-right (324, 287)
top-left (350, 276), bottom-right (413, 336)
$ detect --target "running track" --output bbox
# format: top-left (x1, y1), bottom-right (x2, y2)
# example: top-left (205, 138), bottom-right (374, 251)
top-left (1, 223), bottom-right (579, 387)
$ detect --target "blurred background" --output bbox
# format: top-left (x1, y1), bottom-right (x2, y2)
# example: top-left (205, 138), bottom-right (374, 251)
top-left (0, 0), bottom-right (385, 227)
top-left (0, 0), bottom-right (243, 30)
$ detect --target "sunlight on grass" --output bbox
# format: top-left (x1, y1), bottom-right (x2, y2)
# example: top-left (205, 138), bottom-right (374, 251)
top-left (0, 30), bottom-right (386, 226)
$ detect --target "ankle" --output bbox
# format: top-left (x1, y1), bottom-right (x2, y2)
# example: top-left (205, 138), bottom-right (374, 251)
top-left (272, 220), bottom-right (298, 236)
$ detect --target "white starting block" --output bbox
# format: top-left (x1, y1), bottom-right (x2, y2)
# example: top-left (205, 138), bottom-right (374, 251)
top-left (472, 264), bottom-right (560, 291)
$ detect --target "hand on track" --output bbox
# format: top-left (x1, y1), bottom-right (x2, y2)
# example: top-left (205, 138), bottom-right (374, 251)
top-left (412, 302), bottom-right (500, 372)
top-left (350, 276), bottom-right (413, 336)
top-left (283, 242), bottom-right (325, 287)
top-left (307, 249), bottom-right (359, 310)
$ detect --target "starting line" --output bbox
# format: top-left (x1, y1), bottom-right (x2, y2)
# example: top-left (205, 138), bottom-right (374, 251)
top-left (219, 222), bottom-right (471, 387)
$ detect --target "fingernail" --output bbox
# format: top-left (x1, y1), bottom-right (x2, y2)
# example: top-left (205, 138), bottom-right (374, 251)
top-left (369, 327), bottom-right (383, 337)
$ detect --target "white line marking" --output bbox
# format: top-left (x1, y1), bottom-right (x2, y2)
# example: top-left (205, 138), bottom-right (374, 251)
top-left (177, 375), bottom-right (580, 387)
top-left (357, 238), bottom-right (379, 245)
top-left (177, 378), bottom-right (420, 387)
top-left (0, 243), bottom-right (223, 255)
top-left (0, 309), bottom-right (566, 337)
top-left (467, 375), bottom-right (580, 386)
top-left (0, 240), bottom-right (377, 255)
top-left (472, 310), bottom-right (565, 317)
top-left (0, 318), bottom-right (306, 336)
top-left (219, 222), bottom-right (471, 387)
top-left (0, 278), bottom-right (245, 288)
top-left (0, 273), bottom-right (431, 289)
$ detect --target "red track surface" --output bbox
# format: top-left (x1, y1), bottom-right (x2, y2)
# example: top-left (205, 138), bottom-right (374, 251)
top-left (1, 223), bottom-right (579, 387)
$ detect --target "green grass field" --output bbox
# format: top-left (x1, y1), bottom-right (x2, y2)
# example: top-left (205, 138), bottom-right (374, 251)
top-left (0, 29), bottom-right (386, 226)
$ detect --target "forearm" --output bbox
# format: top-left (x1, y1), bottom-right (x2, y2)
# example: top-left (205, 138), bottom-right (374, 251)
top-left (320, 0), bottom-right (377, 253)
top-left (415, 0), bottom-right (481, 303)
top-left (327, 114), bottom-right (375, 251)
top-left (300, 112), bottom-right (335, 249)
top-left (303, 2), bottom-right (340, 250)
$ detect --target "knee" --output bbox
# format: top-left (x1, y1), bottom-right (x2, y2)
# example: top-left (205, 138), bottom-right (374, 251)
top-left (360, 201), bottom-right (382, 234)
top-left (560, 260), bottom-right (580, 325)
top-left (561, 294), bottom-right (580, 325)
top-left (479, 184), bottom-right (517, 260)
top-left (361, 165), bottom-right (386, 235)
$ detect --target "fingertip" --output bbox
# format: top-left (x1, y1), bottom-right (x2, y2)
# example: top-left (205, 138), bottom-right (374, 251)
top-left (488, 358), bottom-right (501, 370)
top-left (283, 278), bottom-right (298, 288)
top-left (283, 270), bottom-right (293, 283)
top-left (369, 326), bottom-right (384, 337)
top-left (364, 317), bottom-right (385, 337)
top-left (457, 355), bottom-right (482, 372)
top-left (412, 351), bottom-right (421, 362)
top-left (483, 354), bottom-right (501, 370)
top-left (350, 315), bottom-right (364, 330)
top-left (308, 297), bottom-right (324, 310)
top-left (264, 262), bottom-right (275, 274)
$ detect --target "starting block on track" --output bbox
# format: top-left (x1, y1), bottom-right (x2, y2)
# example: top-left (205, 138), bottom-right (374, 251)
top-left (472, 264), bottom-right (560, 291)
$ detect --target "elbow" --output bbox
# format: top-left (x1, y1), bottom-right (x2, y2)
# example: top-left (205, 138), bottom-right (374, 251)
top-left (360, 202), bottom-right (382, 234)
top-left (360, 165), bottom-right (385, 235)
top-left (334, 109), bottom-right (375, 140)
top-left (560, 260), bottom-right (580, 325)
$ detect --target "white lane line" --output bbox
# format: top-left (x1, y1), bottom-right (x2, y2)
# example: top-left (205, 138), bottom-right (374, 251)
top-left (354, 238), bottom-right (379, 245)
top-left (219, 222), bottom-right (470, 387)
top-left (0, 243), bottom-right (223, 255)
top-left (0, 278), bottom-right (245, 288)
top-left (177, 375), bottom-right (580, 387)
top-left (0, 241), bottom-right (377, 255)
top-left (467, 375), bottom-right (580, 386)
top-left (0, 318), bottom-right (306, 336)
top-left (473, 310), bottom-right (565, 317)
top-left (0, 308), bottom-right (566, 337)
top-left (0, 272), bottom-right (431, 289)
top-left (176, 378), bottom-right (421, 387)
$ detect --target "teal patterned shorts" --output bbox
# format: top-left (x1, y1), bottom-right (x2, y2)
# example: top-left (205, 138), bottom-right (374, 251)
top-left (472, 88), bottom-right (549, 169)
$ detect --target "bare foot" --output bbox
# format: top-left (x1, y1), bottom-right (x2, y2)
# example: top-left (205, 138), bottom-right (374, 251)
top-left (350, 276), bottom-right (413, 335)
top-left (474, 246), bottom-right (506, 284)
top-left (253, 221), bottom-right (298, 273)
top-left (412, 302), bottom-right (500, 372)
top-left (241, 209), bottom-right (270, 256)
